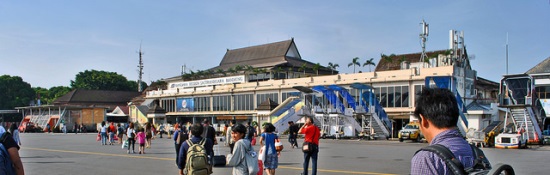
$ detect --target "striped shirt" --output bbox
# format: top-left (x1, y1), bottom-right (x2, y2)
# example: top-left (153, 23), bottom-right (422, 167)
top-left (411, 129), bottom-right (474, 175)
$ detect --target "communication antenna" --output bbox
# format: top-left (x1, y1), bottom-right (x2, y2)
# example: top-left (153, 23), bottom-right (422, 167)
top-left (138, 42), bottom-right (144, 92)
top-left (506, 33), bottom-right (509, 75)
top-left (419, 19), bottom-right (429, 62)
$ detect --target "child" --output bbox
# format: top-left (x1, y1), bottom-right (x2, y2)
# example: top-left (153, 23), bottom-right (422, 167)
top-left (137, 128), bottom-right (146, 154)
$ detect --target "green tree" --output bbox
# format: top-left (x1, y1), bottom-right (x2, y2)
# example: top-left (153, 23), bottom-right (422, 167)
top-left (47, 86), bottom-right (72, 104)
top-left (298, 63), bottom-right (308, 76)
top-left (328, 62), bottom-right (339, 75)
top-left (70, 70), bottom-right (137, 91)
top-left (216, 69), bottom-right (226, 77)
top-left (312, 63), bottom-right (321, 75)
top-left (362, 58), bottom-right (376, 72)
top-left (0, 75), bottom-right (35, 109)
top-left (348, 57), bottom-right (361, 73)
top-left (381, 54), bottom-right (396, 70)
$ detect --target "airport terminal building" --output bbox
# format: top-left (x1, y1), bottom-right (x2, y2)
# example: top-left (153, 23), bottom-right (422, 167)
top-left (143, 37), bottom-right (485, 137)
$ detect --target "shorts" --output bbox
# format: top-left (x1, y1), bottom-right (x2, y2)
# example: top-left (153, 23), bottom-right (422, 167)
top-left (139, 143), bottom-right (145, 147)
top-left (263, 154), bottom-right (278, 169)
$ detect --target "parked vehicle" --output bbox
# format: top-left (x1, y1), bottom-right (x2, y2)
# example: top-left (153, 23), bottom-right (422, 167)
top-left (495, 133), bottom-right (527, 149)
top-left (398, 122), bottom-right (423, 142)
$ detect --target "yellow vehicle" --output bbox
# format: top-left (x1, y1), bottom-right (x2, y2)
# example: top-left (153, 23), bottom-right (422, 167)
top-left (398, 122), bottom-right (423, 142)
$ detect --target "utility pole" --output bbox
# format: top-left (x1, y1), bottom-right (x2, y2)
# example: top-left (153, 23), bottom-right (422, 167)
top-left (138, 42), bottom-right (144, 92)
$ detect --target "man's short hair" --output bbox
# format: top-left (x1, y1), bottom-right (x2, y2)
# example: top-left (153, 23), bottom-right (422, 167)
top-left (414, 88), bottom-right (459, 129)
top-left (190, 123), bottom-right (204, 136)
top-left (203, 118), bottom-right (210, 124)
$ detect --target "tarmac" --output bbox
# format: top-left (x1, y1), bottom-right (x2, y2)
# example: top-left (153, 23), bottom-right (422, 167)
top-left (19, 132), bottom-right (550, 175)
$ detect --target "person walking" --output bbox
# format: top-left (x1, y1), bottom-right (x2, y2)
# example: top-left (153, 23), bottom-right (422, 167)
top-left (99, 121), bottom-right (108, 145)
top-left (245, 121), bottom-right (256, 141)
top-left (288, 121), bottom-right (299, 148)
top-left (299, 116), bottom-right (320, 175)
top-left (173, 123), bottom-right (189, 166)
top-left (145, 122), bottom-right (153, 148)
top-left (260, 123), bottom-right (280, 175)
top-left (9, 123), bottom-right (21, 146)
top-left (126, 123), bottom-right (136, 154)
top-left (136, 128), bottom-right (146, 154)
top-left (225, 120), bottom-right (235, 153)
top-left (108, 122), bottom-right (116, 145)
top-left (117, 123), bottom-right (124, 144)
top-left (177, 123), bottom-right (213, 175)
top-left (410, 88), bottom-right (475, 175)
top-left (73, 122), bottom-right (78, 134)
top-left (226, 124), bottom-right (252, 175)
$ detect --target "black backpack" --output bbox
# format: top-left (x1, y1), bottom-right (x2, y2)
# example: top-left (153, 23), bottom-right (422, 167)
top-left (246, 126), bottom-right (255, 139)
top-left (415, 144), bottom-right (515, 175)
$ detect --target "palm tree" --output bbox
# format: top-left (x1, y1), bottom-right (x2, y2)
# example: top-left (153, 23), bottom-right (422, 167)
top-left (216, 69), bottom-right (226, 77)
top-left (382, 54), bottom-right (395, 70)
top-left (188, 70), bottom-right (196, 80)
top-left (298, 63), bottom-right (308, 76)
top-left (348, 57), bottom-right (361, 73)
top-left (275, 67), bottom-right (284, 79)
top-left (196, 70), bottom-right (204, 79)
top-left (234, 65), bottom-right (244, 74)
top-left (228, 67), bottom-right (237, 75)
top-left (181, 73), bottom-right (191, 81)
top-left (206, 69), bottom-right (215, 78)
top-left (328, 62), bottom-right (339, 75)
top-left (312, 63), bottom-right (321, 75)
top-left (287, 67), bottom-right (293, 79)
top-left (362, 58), bottom-right (376, 72)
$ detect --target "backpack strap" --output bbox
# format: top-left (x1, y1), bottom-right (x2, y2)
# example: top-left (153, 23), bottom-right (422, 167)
top-left (0, 132), bottom-right (11, 144)
top-left (415, 144), bottom-right (466, 175)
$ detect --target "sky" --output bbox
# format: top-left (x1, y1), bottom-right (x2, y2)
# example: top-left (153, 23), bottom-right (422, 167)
top-left (1, 1), bottom-right (549, 89)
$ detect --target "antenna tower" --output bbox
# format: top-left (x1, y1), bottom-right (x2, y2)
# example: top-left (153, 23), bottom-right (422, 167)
top-left (419, 19), bottom-right (429, 62)
top-left (138, 43), bottom-right (144, 92)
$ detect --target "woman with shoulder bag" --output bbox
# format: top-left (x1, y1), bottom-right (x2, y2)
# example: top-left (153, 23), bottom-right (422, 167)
top-left (260, 123), bottom-right (280, 175)
top-left (226, 124), bottom-right (259, 175)
top-left (298, 116), bottom-right (320, 175)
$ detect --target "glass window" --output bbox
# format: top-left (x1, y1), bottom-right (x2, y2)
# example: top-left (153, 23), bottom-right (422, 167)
top-left (380, 86), bottom-right (388, 107)
top-left (402, 86), bottom-right (409, 107)
top-left (414, 85), bottom-right (424, 107)
top-left (388, 86), bottom-right (395, 107)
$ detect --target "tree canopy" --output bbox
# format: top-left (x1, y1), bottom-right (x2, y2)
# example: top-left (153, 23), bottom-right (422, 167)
top-left (70, 70), bottom-right (145, 91)
top-left (0, 75), bottom-right (35, 109)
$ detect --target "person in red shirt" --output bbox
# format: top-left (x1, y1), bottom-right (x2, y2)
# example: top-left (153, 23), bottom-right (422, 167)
top-left (108, 122), bottom-right (116, 145)
top-left (298, 116), bottom-right (320, 175)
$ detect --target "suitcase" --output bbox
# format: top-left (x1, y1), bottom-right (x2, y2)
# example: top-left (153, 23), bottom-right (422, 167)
top-left (212, 145), bottom-right (226, 167)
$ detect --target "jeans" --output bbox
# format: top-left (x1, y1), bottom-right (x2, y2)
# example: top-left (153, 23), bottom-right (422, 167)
top-left (289, 136), bottom-right (297, 147)
top-left (101, 132), bottom-right (107, 145)
top-left (303, 149), bottom-right (318, 175)
top-left (127, 138), bottom-right (135, 151)
top-left (175, 143), bottom-right (181, 164)
top-left (109, 132), bottom-right (115, 144)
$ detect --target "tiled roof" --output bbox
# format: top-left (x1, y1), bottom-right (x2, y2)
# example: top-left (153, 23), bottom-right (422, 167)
top-left (375, 50), bottom-right (449, 72)
top-left (53, 89), bottom-right (140, 105)
top-left (466, 101), bottom-right (491, 111)
top-left (526, 56), bottom-right (550, 74)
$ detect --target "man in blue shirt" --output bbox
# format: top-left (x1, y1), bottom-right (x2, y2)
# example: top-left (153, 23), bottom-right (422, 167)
top-left (411, 88), bottom-right (474, 175)
top-left (177, 123), bottom-right (214, 175)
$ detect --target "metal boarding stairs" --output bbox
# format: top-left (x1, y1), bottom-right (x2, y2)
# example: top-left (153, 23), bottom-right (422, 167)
top-left (313, 85), bottom-right (362, 137)
top-left (425, 76), bottom-right (469, 137)
top-left (509, 108), bottom-right (542, 143)
top-left (270, 96), bottom-right (304, 133)
top-left (362, 91), bottom-right (392, 139)
top-left (499, 75), bottom-right (545, 144)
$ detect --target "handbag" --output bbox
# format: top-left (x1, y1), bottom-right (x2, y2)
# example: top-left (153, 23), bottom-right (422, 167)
top-left (258, 146), bottom-right (265, 161)
top-left (251, 137), bottom-right (257, 146)
top-left (96, 133), bottom-right (101, 141)
top-left (245, 144), bottom-right (259, 175)
top-left (302, 126), bottom-right (318, 153)
top-left (275, 138), bottom-right (283, 152)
